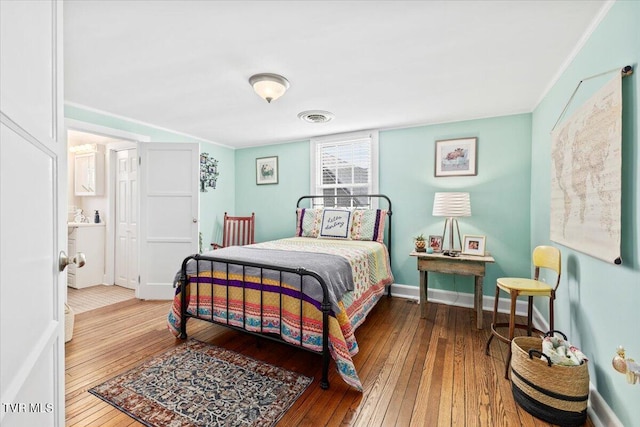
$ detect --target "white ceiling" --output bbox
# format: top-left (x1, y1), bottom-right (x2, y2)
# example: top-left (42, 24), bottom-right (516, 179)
top-left (64, 0), bottom-right (608, 149)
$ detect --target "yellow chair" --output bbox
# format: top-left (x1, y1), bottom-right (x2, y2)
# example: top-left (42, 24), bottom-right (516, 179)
top-left (485, 245), bottom-right (561, 378)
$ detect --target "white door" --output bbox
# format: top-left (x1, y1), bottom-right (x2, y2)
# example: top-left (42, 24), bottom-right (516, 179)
top-left (115, 149), bottom-right (138, 289)
top-left (0, 1), bottom-right (65, 426)
top-left (138, 143), bottom-right (199, 300)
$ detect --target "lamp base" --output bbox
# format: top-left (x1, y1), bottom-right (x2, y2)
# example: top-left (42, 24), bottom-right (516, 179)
top-left (441, 217), bottom-right (463, 253)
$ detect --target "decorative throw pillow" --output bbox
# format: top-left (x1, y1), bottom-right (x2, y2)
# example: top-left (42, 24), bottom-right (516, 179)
top-left (296, 208), bottom-right (323, 237)
top-left (318, 209), bottom-right (353, 239)
top-left (350, 209), bottom-right (387, 242)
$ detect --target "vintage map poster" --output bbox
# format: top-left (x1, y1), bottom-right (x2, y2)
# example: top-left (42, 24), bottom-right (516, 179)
top-left (550, 75), bottom-right (622, 263)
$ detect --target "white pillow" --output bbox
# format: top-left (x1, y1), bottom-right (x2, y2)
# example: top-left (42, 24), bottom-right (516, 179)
top-left (318, 209), bottom-right (353, 239)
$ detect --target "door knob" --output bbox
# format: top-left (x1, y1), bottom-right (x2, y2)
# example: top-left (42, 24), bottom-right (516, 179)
top-left (192, 218), bottom-right (198, 223)
top-left (59, 251), bottom-right (87, 272)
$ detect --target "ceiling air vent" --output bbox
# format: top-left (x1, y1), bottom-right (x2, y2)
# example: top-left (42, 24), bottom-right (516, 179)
top-left (297, 110), bottom-right (335, 123)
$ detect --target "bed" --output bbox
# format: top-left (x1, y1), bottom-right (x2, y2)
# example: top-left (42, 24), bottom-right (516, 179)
top-left (167, 194), bottom-right (394, 390)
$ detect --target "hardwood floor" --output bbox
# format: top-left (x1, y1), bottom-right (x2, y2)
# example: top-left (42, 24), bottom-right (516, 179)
top-left (65, 297), bottom-right (594, 426)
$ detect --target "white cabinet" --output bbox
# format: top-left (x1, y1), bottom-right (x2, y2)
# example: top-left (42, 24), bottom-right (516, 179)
top-left (74, 146), bottom-right (104, 196)
top-left (68, 224), bottom-right (105, 289)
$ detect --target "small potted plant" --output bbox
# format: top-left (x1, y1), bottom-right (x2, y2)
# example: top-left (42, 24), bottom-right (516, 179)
top-left (414, 234), bottom-right (427, 252)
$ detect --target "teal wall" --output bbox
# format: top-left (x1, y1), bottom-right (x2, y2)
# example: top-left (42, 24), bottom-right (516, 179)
top-left (531, 1), bottom-right (639, 425)
top-left (235, 141), bottom-right (310, 241)
top-left (65, 105), bottom-right (236, 251)
top-left (380, 114), bottom-right (532, 290)
top-left (235, 113), bottom-right (533, 295)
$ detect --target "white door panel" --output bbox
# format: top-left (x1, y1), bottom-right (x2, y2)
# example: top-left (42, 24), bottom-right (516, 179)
top-left (129, 235), bottom-right (138, 289)
top-left (2, 343), bottom-right (57, 426)
top-left (0, 1), bottom-right (64, 425)
top-left (146, 242), bottom-right (195, 288)
top-left (115, 149), bottom-right (138, 289)
top-left (147, 197), bottom-right (195, 239)
top-left (145, 149), bottom-right (196, 194)
top-left (115, 236), bottom-right (127, 285)
top-left (0, 0), bottom-right (55, 142)
top-left (127, 151), bottom-right (138, 289)
top-left (138, 143), bottom-right (199, 300)
top-left (0, 126), bottom-right (55, 386)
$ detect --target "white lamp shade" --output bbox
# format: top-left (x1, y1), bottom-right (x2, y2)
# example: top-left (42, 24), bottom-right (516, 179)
top-left (249, 73), bottom-right (290, 103)
top-left (432, 192), bottom-right (471, 217)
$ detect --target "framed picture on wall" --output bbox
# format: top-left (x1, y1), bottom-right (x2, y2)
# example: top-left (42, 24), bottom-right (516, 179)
top-left (435, 137), bottom-right (477, 177)
top-left (462, 235), bottom-right (486, 256)
top-left (256, 156), bottom-right (278, 185)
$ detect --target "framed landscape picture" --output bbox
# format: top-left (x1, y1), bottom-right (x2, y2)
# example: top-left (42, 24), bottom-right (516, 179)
top-left (435, 137), bottom-right (477, 177)
top-left (256, 156), bottom-right (278, 185)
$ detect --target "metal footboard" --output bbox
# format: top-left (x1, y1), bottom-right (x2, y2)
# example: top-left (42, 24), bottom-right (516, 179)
top-left (177, 254), bottom-right (332, 389)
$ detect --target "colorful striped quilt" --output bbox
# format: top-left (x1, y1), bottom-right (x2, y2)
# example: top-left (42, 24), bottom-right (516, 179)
top-left (167, 237), bottom-right (394, 390)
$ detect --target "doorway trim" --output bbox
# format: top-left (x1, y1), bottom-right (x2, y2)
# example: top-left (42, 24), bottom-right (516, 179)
top-left (64, 119), bottom-right (150, 289)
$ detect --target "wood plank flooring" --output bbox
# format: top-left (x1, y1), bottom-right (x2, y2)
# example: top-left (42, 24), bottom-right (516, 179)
top-left (65, 297), bottom-right (594, 426)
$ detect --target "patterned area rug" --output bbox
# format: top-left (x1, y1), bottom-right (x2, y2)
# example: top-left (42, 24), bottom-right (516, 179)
top-left (89, 340), bottom-right (312, 427)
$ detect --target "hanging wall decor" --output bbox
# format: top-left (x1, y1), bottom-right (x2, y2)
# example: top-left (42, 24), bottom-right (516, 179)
top-left (200, 153), bottom-right (219, 192)
top-left (550, 67), bottom-right (632, 264)
top-left (256, 156), bottom-right (278, 185)
top-left (434, 137), bottom-right (477, 177)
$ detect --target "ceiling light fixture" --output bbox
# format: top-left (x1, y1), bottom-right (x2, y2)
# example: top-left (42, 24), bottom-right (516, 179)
top-left (249, 73), bottom-right (290, 103)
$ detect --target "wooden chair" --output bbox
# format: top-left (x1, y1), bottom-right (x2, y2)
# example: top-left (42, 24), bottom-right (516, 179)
top-left (211, 212), bottom-right (255, 249)
top-left (485, 245), bottom-right (561, 378)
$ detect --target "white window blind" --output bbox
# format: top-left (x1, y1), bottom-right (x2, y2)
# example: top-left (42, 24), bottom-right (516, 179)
top-left (310, 131), bottom-right (379, 207)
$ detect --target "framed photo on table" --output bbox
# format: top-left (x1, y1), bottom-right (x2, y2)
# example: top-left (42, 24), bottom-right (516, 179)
top-left (462, 235), bottom-right (486, 256)
top-left (435, 137), bottom-right (477, 177)
top-left (256, 156), bottom-right (278, 185)
top-left (428, 235), bottom-right (443, 253)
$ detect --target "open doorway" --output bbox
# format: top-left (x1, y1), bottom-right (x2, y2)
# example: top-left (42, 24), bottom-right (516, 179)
top-left (65, 120), bottom-right (150, 311)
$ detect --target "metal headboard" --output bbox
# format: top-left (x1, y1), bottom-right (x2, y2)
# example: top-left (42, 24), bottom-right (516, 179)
top-left (296, 194), bottom-right (393, 264)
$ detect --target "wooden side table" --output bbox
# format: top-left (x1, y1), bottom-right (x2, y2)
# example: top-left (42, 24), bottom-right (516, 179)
top-left (410, 251), bottom-right (495, 329)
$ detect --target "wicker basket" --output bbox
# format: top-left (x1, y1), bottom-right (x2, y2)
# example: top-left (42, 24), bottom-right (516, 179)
top-left (511, 335), bottom-right (589, 427)
top-left (65, 303), bottom-right (75, 343)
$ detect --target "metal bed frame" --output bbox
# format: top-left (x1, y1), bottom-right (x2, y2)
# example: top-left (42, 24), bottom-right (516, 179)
top-left (177, 194), bottom-right (392, 389)
top-left (295, 193), bottom-right (393, 267)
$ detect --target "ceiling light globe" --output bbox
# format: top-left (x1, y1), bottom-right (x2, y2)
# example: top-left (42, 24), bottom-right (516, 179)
top-left (249, 73), bottom-right (290, 103)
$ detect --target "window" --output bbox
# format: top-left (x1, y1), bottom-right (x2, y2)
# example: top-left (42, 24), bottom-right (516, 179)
top-left (310, 130), bottom-right (379, 207)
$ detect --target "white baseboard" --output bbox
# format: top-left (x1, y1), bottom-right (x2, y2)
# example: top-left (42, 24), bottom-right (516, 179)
top-left (389, 283), bottom-right (420, 300)
top-left (587, 383), bottom-right (623, 427)
top-left (390, 282), bottom-right (530, 315)
top-left (390, 283), bottom-right (620, 426)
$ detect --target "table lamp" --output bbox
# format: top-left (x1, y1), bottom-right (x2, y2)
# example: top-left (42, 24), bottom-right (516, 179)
top-left (432, 192), bottom-right (471, 255)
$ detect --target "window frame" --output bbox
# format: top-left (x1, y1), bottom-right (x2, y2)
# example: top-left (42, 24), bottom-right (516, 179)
top-left (310, 130), bottom-right (379, 207)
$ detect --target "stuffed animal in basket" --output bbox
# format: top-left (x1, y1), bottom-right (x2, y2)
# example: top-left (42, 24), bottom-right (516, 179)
top-left (541, 333), bottom-right (588, 366)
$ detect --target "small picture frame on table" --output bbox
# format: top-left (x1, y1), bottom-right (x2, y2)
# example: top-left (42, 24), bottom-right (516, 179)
top-left (256, 156), bottom-right (278, 185)
top-left (462, 235), bottom-right (486, 256)
top-left (428, 235), bottom-right (443, 253)
top-left (435, 137), bottom-right (477, 177)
